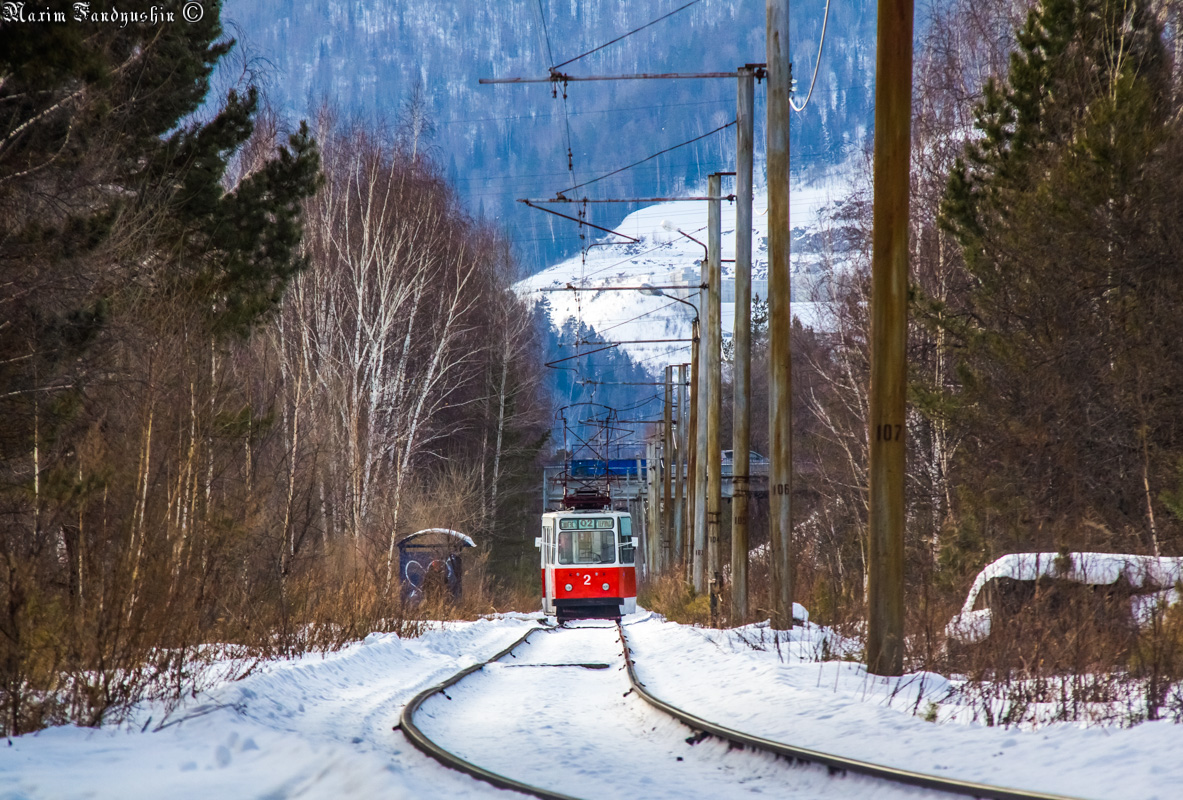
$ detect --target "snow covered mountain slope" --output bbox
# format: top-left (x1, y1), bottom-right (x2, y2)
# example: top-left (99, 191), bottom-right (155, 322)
top-left (516, 172), bottom-right (859, 369)
top-left (219, 0), bottom-right (878, 269)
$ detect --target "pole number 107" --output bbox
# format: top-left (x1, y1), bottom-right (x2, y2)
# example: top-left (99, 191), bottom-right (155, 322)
top-left (874, 424), bottom-right (903, 442)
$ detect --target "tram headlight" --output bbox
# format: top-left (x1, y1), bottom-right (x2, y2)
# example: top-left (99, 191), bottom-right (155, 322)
top-left (564, 583), bottom-right (573, 592)
top-left (602, 582), bottom-right (610, 591)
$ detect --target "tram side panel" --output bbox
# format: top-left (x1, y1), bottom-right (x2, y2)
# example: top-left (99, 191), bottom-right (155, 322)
top-left (539, 518), bottom-right (557, 616)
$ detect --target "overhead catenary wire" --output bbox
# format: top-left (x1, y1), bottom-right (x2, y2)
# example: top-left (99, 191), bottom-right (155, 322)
top-left (453, 143), bottom-right (842, 188)
top-left (550, 0), bottom-right (705, 71)
top-left (789, 0), bottom-right (834, 112)
top-left (555, 118), bottom-right (737, 196)
top-left (567, 242), bottom-right (675, 281)
top-left (535, 0), bottom-right (557, 66)
top-left (544, 343), bottom-right (621, 370)
top-left (505, 6), bottom-right (743, 411)
top-left (468, 3), bottom-right (860, 260)
top-left (535, 0), bottom-right (578, 179)
top-left (611, 393), bottom-right (664, 414)
top-left (436, 97), bottom-right (732, 127)
top-left (595, 298), bottom-right (693, 337)
top-left (521, 200), bottom-right (640, 242)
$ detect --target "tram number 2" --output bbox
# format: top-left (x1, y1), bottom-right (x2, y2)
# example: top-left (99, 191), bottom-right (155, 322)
top-left (874, 423), bottom-right (903, 442)
top-left (583, 574), bottom-right (591, 586)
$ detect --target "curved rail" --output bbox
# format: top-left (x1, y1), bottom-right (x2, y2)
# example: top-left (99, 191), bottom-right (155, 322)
top-left (399, 625), bottom-right (580, 800)
top-left (616, 621), bottom-right (1080, 800)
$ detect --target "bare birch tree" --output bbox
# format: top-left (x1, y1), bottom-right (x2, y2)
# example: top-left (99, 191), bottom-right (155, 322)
top-left (275, 116), bottom-right (489, 587)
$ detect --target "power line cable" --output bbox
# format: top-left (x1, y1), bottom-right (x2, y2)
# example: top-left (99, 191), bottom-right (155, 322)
top-left (535, 0), bottom-right (578, 179)
top-left (452, 142), bottom-right (848, 187)
top-left (437, 97), bottom-right (732, 126)
top-left (544, 239), bottom-right (683, 282)
top-left (555, 118), bottom-right (737, 196)
top-left (790, 0), bottom-right (834, 112)
top-left (456, 156), bottom-right (739, 187)
top-left (550, 0), bottom-right (704, 71)
top-left (610, 393), bottom-right (664, 414)
top-left (579, 244), bottom-right (673, 279)
top-left (536, 0), bottom-right (557, 67)
top-left (595, 298), bottom-right (687, 336)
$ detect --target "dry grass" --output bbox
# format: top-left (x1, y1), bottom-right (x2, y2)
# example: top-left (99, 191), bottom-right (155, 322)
top-left (934, 585), bottom-right (1183, 727)
top-left (639, 571), bottom-right (711, 625)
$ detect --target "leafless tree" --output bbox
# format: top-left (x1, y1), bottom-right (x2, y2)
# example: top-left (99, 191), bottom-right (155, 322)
top-left (276, 113), bottom-right (492, 587)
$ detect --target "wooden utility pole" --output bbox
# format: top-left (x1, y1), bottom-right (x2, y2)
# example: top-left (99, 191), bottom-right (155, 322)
top-left (867, 0), bottom-right (915, 676)
top-left (706, 173), bottom-right (723, 624)
top-left (662, 365), bottom-right (674, 572)
top-left (674, 363), bottom-right (687, 567)
top-left (731, 66), bottom-right (756, 625)
top-left (766, 0), bottom-right (794, 629)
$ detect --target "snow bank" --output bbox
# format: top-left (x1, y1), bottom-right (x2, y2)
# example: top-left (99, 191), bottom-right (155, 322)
top-left (945, 552), bottom-right (1183, 643)
top-left (960, 553), bottom-right (1183, 614)
top-left (399, 528), bottom-right (477, 548)
top-left (8, 608), bottom-right (1183, 799)
top-left (1, 616), bottom-right (538, 800)
top-left (626, 613), bottom-right (1183, 800)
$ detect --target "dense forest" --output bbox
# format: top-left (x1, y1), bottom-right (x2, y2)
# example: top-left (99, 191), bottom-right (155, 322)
top-left (0, 2), bottom-right (549, 734)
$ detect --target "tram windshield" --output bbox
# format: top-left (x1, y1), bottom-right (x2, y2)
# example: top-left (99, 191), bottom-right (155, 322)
top-left (557, 526), bottom-right (616, 564)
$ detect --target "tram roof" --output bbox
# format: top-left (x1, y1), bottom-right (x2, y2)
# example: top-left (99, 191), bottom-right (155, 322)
top-left (545, 509), bottom-right (628, 516)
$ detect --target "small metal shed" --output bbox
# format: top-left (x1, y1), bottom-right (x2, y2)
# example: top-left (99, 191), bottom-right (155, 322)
top-left (396, 528), bottom-right (476, 603)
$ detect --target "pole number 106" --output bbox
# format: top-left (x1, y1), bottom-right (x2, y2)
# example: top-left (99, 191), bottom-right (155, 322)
top-left (874, 423), bottom-right (903, 442)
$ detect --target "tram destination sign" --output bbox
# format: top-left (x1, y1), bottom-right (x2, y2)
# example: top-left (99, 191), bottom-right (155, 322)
top-left (559, 518), bottom-right (614, 530)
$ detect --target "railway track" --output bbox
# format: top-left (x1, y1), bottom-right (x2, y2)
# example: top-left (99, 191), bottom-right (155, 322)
top-left (399, 621), bottom-right (1081, 800)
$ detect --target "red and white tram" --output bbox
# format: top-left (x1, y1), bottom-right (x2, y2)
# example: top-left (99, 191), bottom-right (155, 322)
top-left (536, 502), bottom-right (637, 622)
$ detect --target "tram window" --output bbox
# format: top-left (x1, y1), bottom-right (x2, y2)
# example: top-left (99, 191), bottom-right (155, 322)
top-left (557, 530), bottom-right (616, 564)
top-left (598, 529), bottom-right (615, 563)
top-left (618, 516), bottom-right (635, 565)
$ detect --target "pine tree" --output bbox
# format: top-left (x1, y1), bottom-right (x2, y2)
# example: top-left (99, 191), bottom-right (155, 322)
top-left (928, 0), bottom-right (1183, 556)
top-left (0, 1), bottom-right (320, 734)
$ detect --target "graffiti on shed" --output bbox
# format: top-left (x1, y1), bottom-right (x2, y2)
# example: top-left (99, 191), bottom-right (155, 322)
top-left (396, 528), bottom-right (476, 603)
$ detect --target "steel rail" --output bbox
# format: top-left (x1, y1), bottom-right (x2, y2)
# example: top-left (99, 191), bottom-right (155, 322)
top-left (403, 621), bottom-right (1077, 800)
top-left (399, 625), bottom-right (581, 800)
top-left (615, 622), bottom-right (1080, 800)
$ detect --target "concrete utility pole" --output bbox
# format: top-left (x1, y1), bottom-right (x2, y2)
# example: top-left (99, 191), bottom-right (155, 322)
top-left (867, 0), bottom-right (915, 677)
top-left (687, 329), bottom-right (700, 580)
top-left (644, 440), bottom-right (657, 578)
top-left (766, 0), bottom-right (794, 629)
top-left (663, 365), bottom-right (674, 572)
top-left (706, 173), bottom-right (724, 623)
top-left (674, 363), bottom-right (687, 567)
top-left (731, 66), bottom-right (756, 625)
top-left (693, 285), bottom-right (708, 592)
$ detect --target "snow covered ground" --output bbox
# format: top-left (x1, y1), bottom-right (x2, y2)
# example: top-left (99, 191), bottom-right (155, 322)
top-left (516, 171), bottom-right (860, 368)
top-left (0, 617), bottom-right (541, 800)
top-left (4, 610), bottom-right (1179, 799)
top-left (416, 622), bottom-right (933, 799)
top-left (627, 616), bottom-right (1183, 800)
